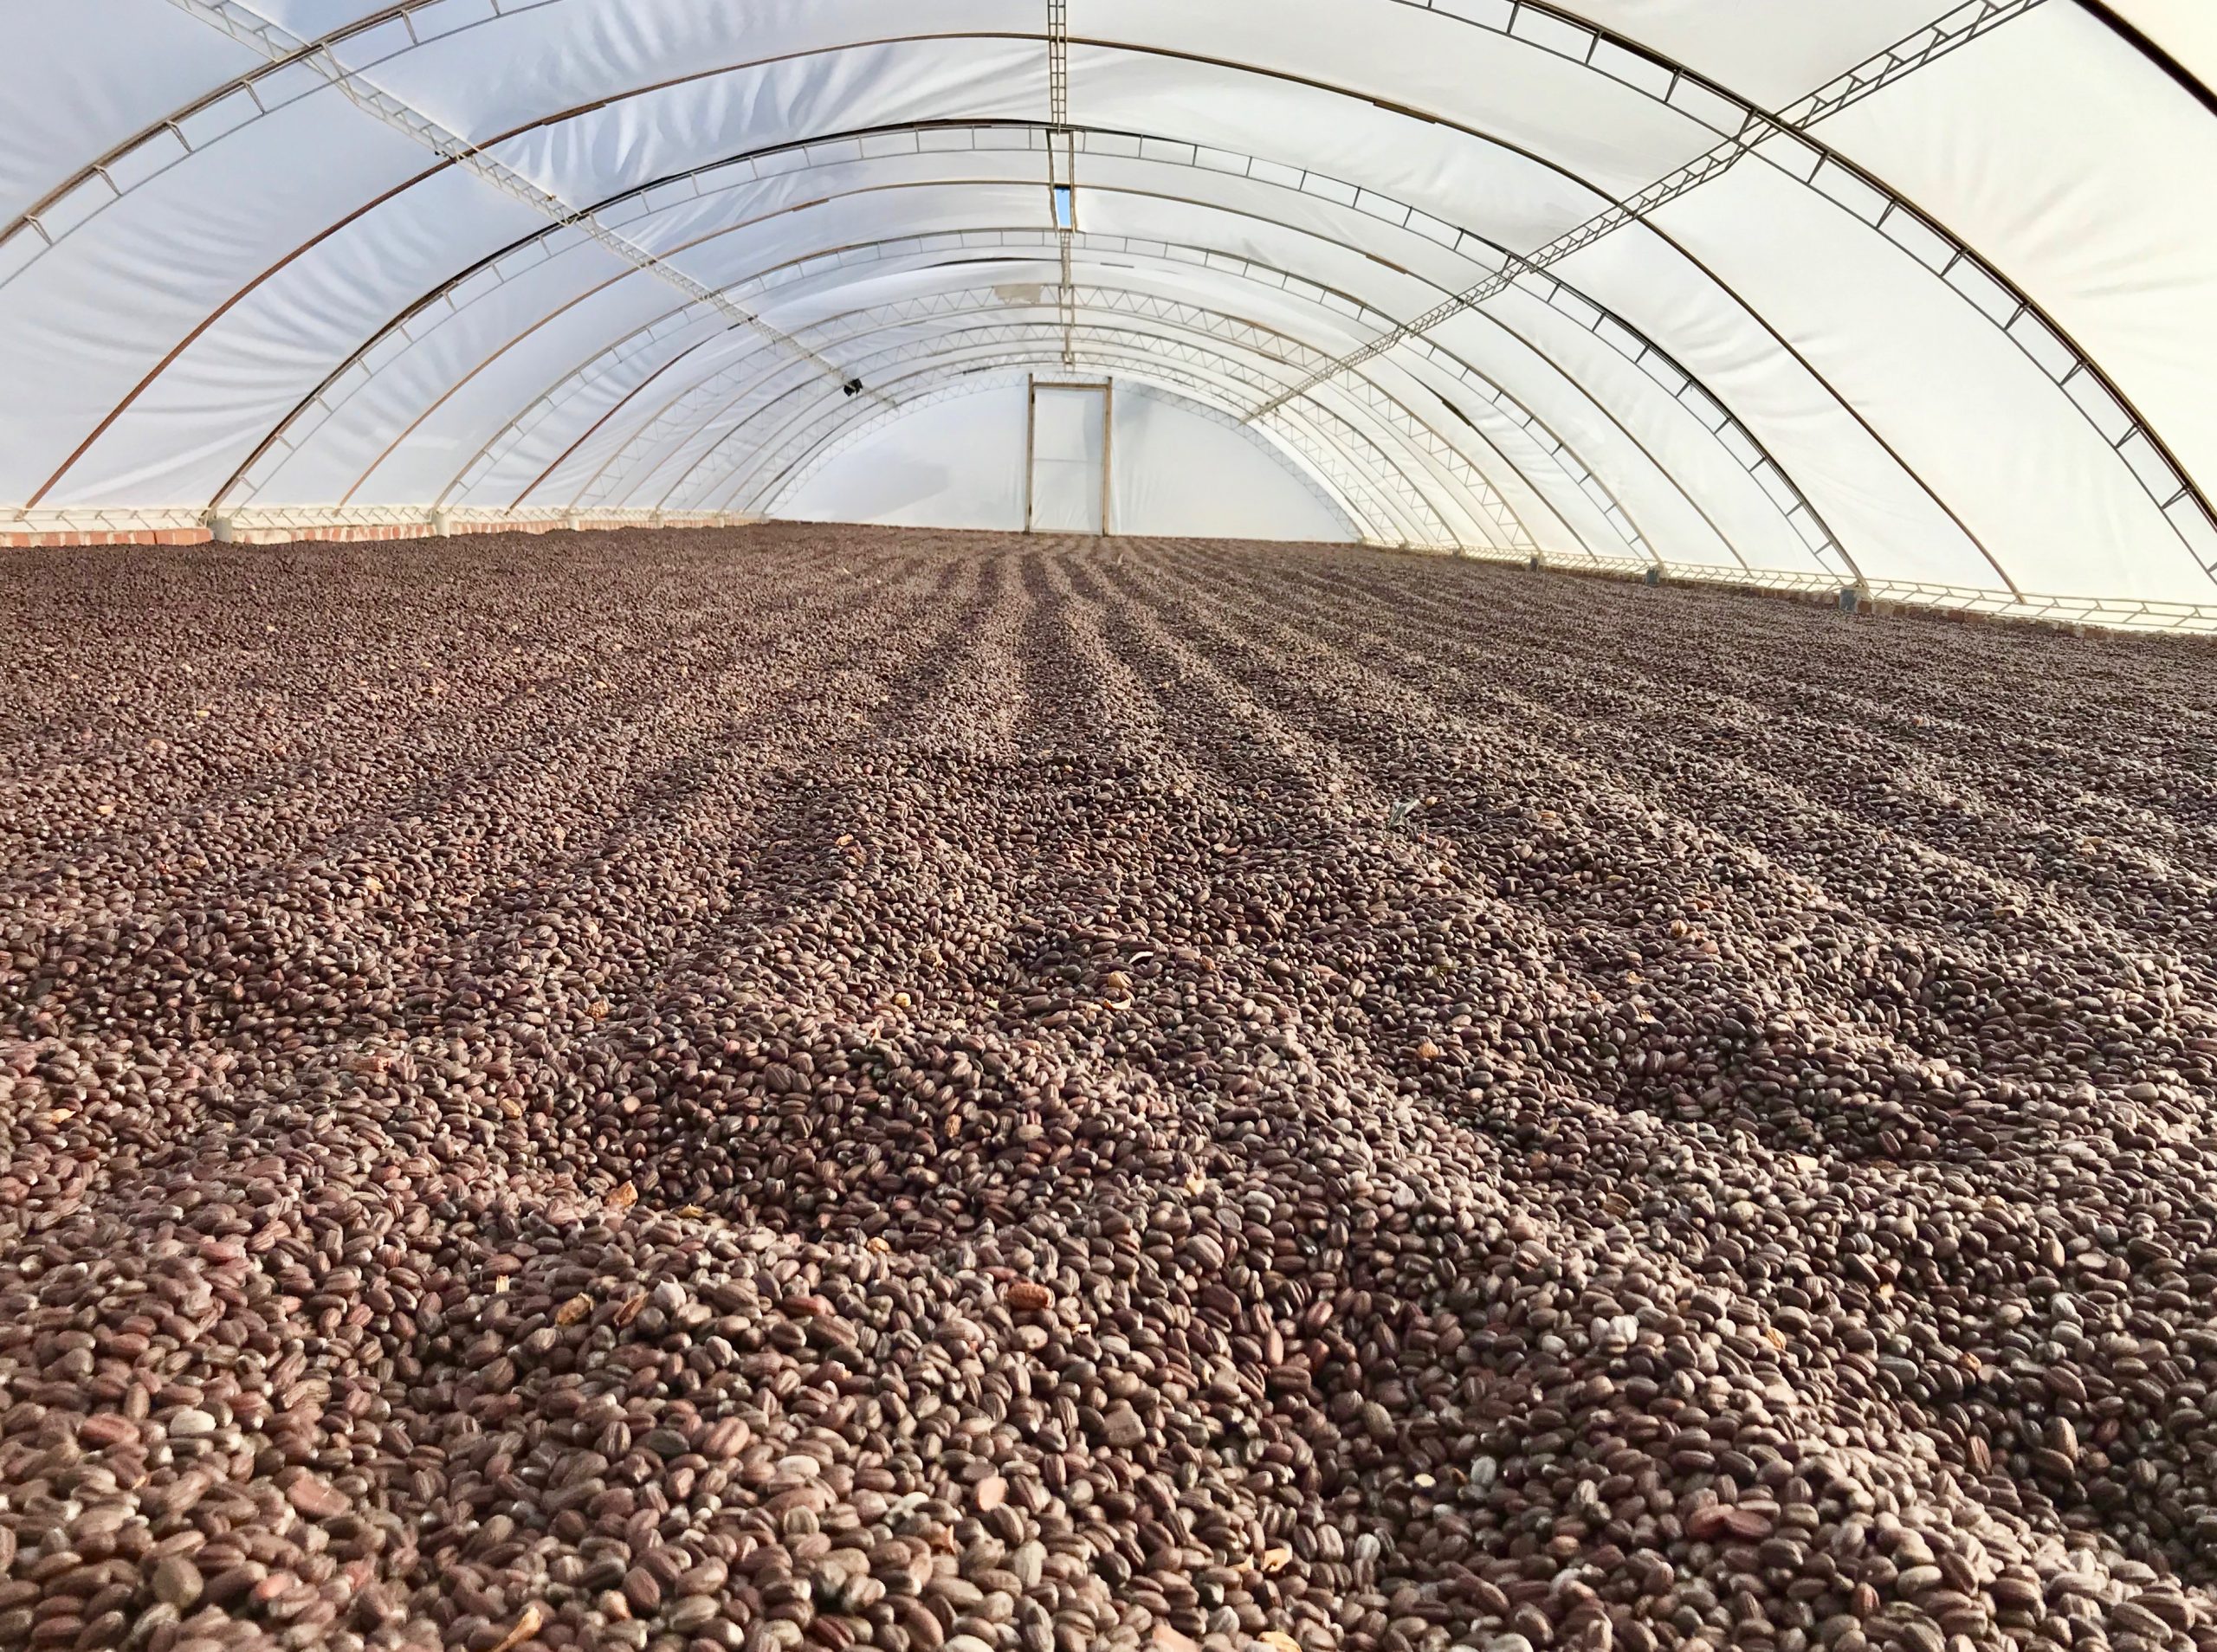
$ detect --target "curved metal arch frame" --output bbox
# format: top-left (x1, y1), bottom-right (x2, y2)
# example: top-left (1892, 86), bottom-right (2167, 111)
top-left (0, 36), bottom-right (1977, 554)
top-left (461, 282), bottom-right (1666, 567)
top-left (678, 319), bottom-right (1491, 548)
top-left (627, 292), bottom-right (1691, 557)
top-left (682, 308), bottom-right (1557, 551)
top-left (2077, 1), bottom-right (2217, 116)
top-left (729, 346), bottom-right (1298, 519)
top-left (466, 256), bottom-right (1774, 577)
top-left (726, 332), bottom-right (1464, 545)
top-left (660, 23), bottom-right (2217, 590)
top-left (737, 339), bottom-right (1715, 585)
top-left (434, 274), bottom-right (1534, 540)
top-left (0, 0), bottom-right (2022, 260)
top-left (242, 141), bottom-right (1843, 578)
top-left (220, 122), bottom-right (1852, 578)
top-left (435, 277), bottom-right (1497, 550)
top-left (714, 328), bottom-right (1596, 560)
top-left (22, 3), bottom-right (2213, 589)
top-left (518, 223), bottom-right (1831, 578)
top-left (220, 158), bottom-right (1577, 542)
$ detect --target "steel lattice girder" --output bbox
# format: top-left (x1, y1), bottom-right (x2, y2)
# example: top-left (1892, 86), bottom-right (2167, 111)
top-left (717, 331), bottom-right (1465, 545)
top-left (217, 132), bottom-right (1855, 565)
top-left (456, 277), bottom-right (1794, 568)
top-left (485, 276), bottom-right (1631, 553)
top-left (1246, 0), bottom-right (2053, 418)
top-left (512, 226), bottom-right (1842, 576)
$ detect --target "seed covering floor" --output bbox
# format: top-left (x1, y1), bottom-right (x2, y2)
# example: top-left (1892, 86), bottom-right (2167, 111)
top-left (3, 525), bottom-right (2217, 1652)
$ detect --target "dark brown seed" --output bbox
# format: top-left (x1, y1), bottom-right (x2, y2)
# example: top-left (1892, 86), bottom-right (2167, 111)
top-left (149, 1557), bottom-right (202, 1610)
top-left (2, 528), bottom-right (2212, 1652)
top-left (285, 1476), bottom-right (348, 1520)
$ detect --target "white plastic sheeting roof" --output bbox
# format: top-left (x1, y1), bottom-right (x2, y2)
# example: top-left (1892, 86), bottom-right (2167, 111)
top-left (4, 1), bottom-right (2216, 623)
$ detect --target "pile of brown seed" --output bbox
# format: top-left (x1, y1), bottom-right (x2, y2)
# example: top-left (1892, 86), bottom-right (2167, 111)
top-left (3, 524), bottom-right (2216, 1652)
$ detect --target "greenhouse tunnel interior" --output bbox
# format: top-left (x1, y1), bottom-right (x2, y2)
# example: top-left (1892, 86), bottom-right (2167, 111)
top-left (6, 5), bottom-right (2217, 1652)
top-left (4, 0), bottom-right (2216, 623)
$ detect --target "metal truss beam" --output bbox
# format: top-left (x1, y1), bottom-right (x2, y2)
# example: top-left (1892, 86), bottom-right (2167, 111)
top-left (715, 330), bottom-right (1458, 544)
top-left (1047, 0), bottom-right (1076, 368)
top-left (200, 127), bottom-right (1852, 577)
top-left (152, 0), bottom-right (879, 415)
top-left (488, 221), bottom-right (1832, 576)
top-left (1245, 0), bottom-right (2051, 423)
top-left (191, 126), bottom-right (1890, 579)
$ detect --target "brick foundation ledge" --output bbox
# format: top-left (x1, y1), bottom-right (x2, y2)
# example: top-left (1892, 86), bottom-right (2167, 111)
top-left (3, 509), bottom-right (759, 549)
top-left (3, 527), bottom-right (216, 548)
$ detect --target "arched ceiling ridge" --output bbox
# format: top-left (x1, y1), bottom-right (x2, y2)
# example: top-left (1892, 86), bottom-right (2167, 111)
top-left (559, 324), bottom-right (1456, 549)
top-left (417, 223), bottom-right (1822, 577)
top-left (21, 0), bottom-right (2191, 571)
top-left (517, 248), bottom-right (1801, 574)
top-left (0, 8), bottom-right (2114, 570)
top-left (3, 0), bottom-right (2213, 610)
top-left (217, 125), bottom-right (1845, 574)
top-left (398, 272), bottom-right (1533, 547)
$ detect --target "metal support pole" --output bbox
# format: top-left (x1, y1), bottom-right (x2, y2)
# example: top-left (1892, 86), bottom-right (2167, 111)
top-left (1101, 378), bottom-right (1115, 537)
top-left (1024, 376), bottom-right (1038, 534)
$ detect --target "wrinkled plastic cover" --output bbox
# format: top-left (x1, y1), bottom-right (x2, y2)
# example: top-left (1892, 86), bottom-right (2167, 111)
top-left (2, 0), bottom-right (2214, 607)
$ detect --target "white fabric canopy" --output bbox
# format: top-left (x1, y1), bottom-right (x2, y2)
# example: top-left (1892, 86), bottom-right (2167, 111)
top-left (3, 0), bottom-right (2214, 625)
